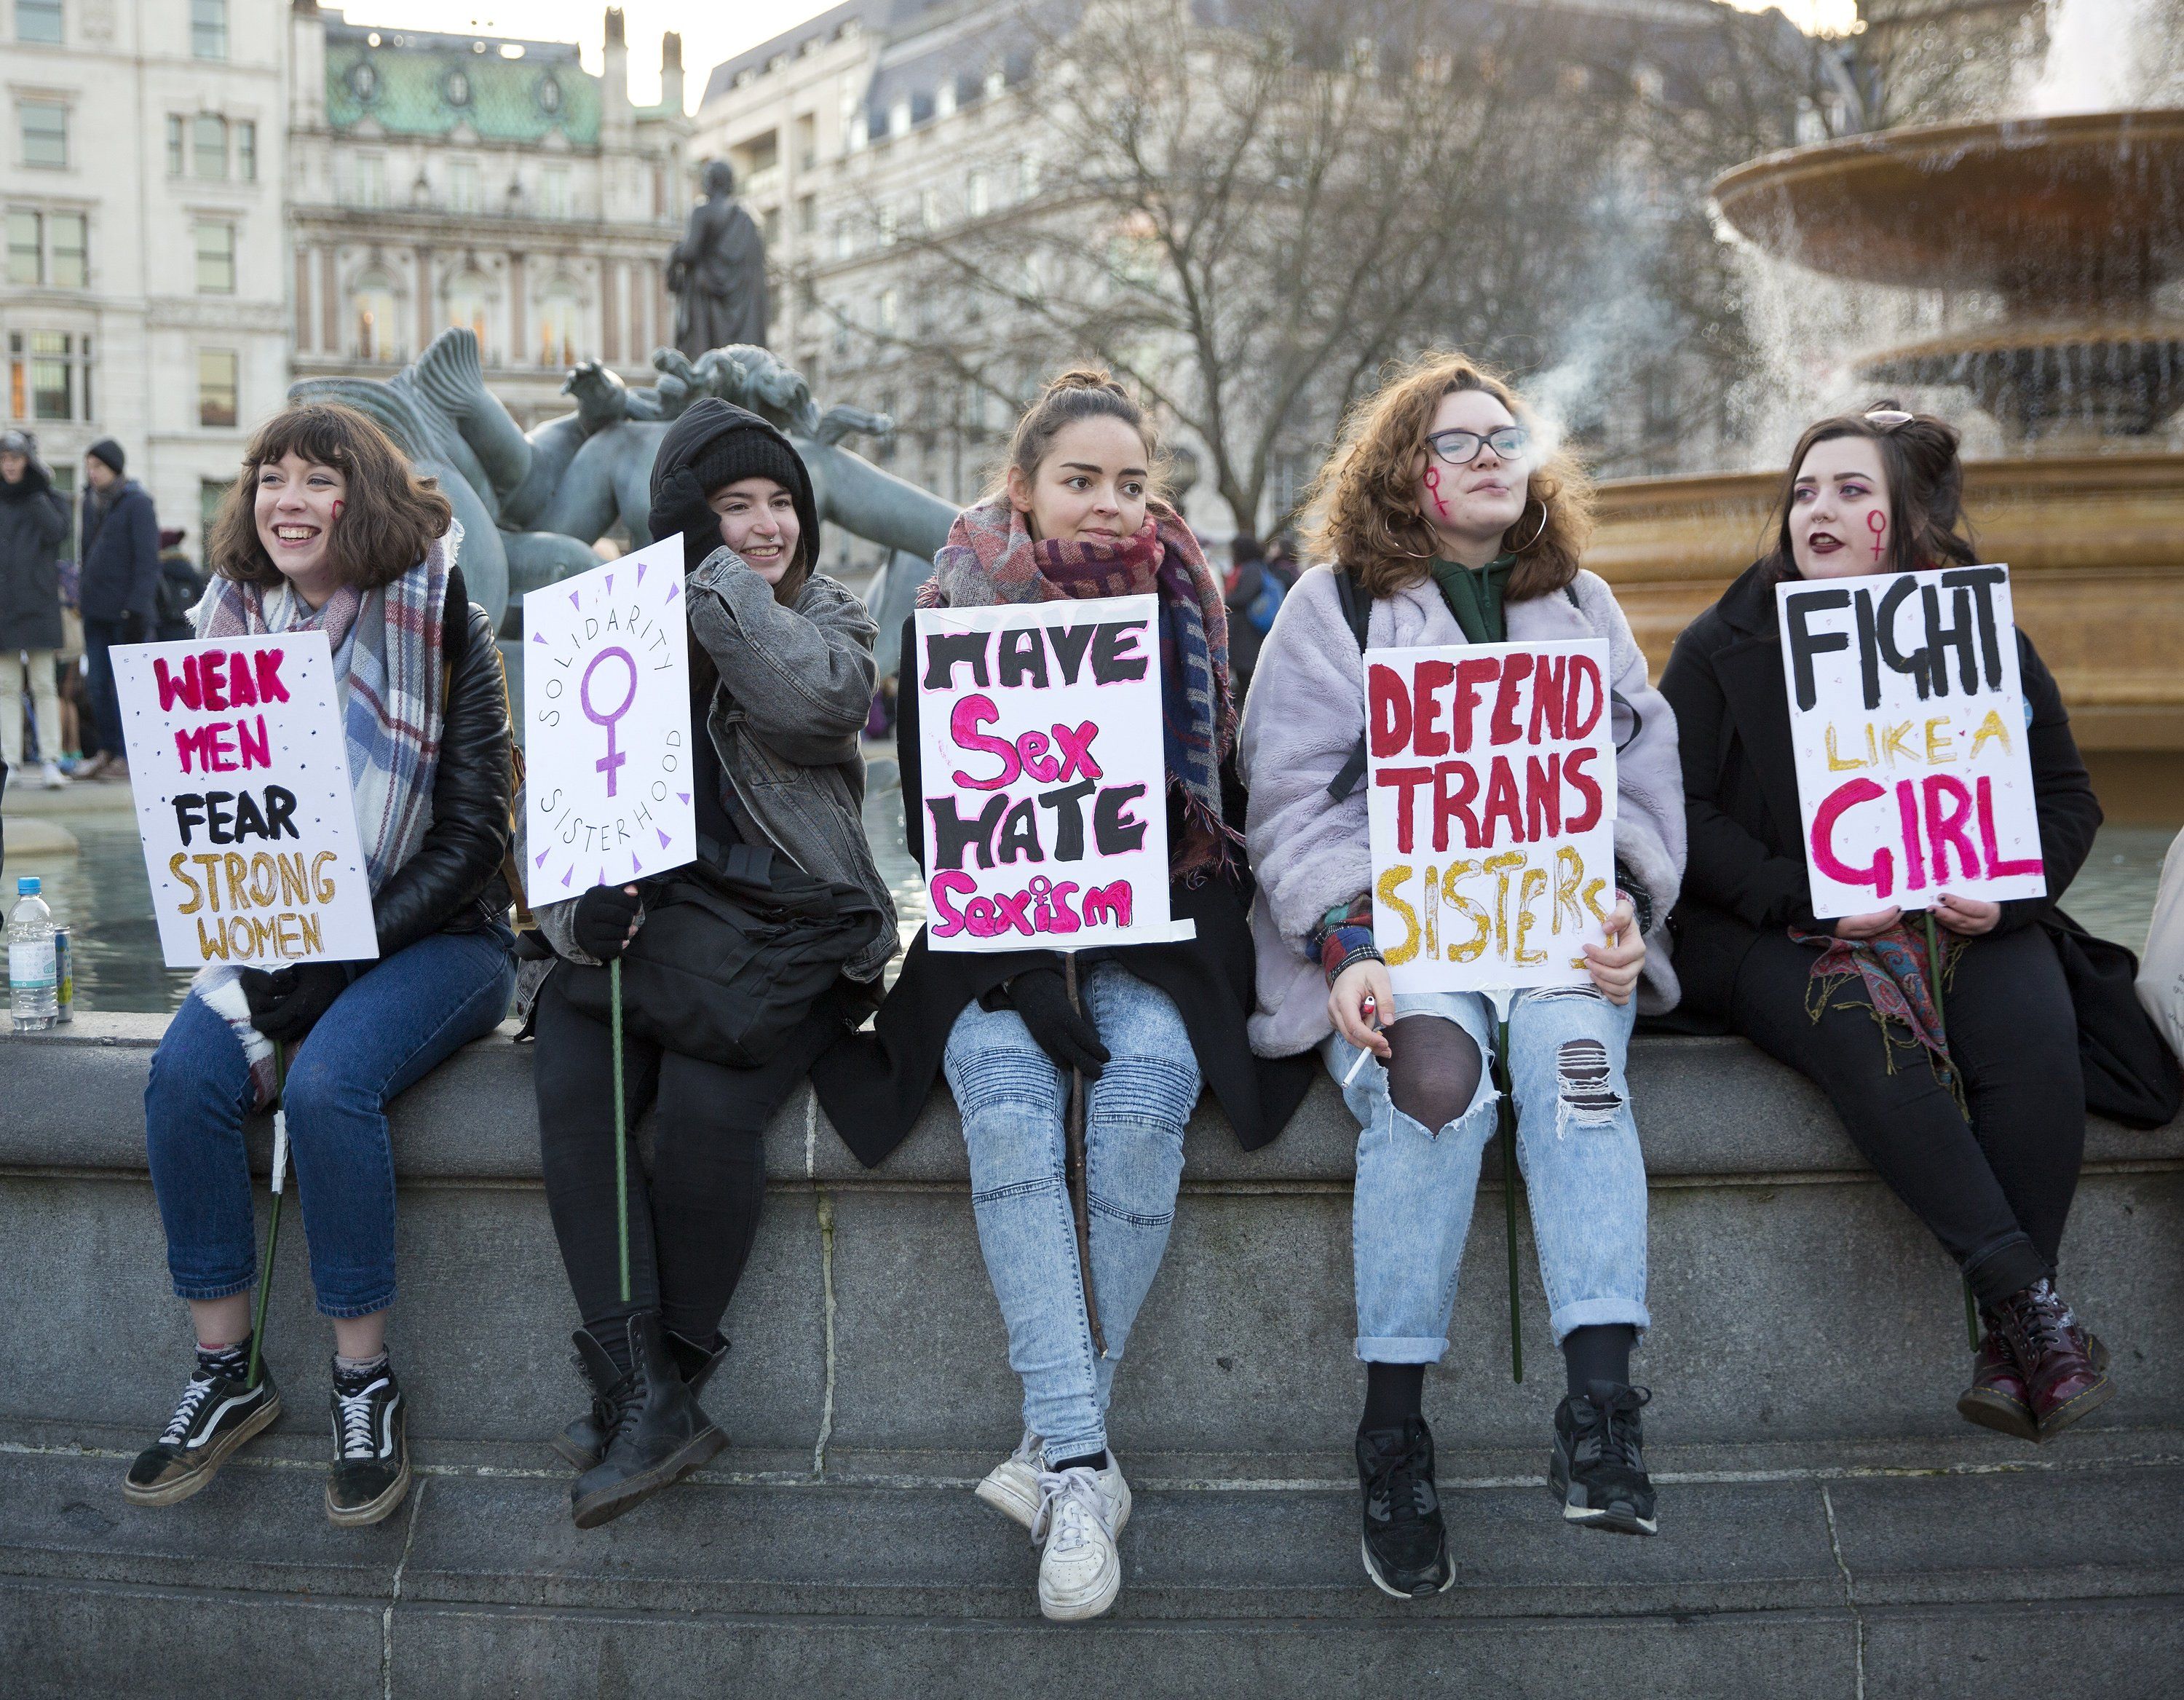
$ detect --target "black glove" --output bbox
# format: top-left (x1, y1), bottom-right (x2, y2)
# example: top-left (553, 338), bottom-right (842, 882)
top-left (1004, 967), bottom-right (1110, 1079)
top-left (646, 466), bottom-right (716, 572)
top-left (238, 962), bottom-right (351, 1046)
top-left (573, 883), bottom-right (644, 962)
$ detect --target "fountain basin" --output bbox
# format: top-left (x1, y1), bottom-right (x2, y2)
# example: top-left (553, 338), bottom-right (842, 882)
top-left (1588, 452), bottom-right (2184, 823)
top-left (1712, 109), bottom-right (2184, 303)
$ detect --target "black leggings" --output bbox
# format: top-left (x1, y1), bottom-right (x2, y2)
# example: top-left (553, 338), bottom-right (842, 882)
top-left (533, 965), bottom-right (850, 1345)
top-left (1730, 923), bottom-right (2084, 1305)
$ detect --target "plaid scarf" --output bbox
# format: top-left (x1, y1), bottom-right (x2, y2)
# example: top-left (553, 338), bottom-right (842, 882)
top-left (1792, 919), bottom-right (1962, 1107)
top-left (922, 496), bottom-right (1235, 879)
top-left (188, 528), bottom-right (457, 1104)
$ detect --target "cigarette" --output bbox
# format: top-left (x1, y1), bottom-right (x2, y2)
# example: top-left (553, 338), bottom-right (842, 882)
top-left (1344, 1045), bottom-right (1376, 1087)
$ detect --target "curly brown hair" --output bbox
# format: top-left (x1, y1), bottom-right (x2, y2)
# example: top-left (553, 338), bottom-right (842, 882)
top-left (1305, 352), bottom-right (1591, 601)
top-left (207, 402), bottom-right (453, 591)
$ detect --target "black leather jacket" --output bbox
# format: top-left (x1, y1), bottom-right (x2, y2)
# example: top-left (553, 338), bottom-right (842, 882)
top-left (370, 568), bottom-right (513, 955)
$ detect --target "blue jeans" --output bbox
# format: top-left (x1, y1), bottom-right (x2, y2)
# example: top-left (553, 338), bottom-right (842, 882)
top-left (1326, 984), bottom-right (1650, 1362)
top-left (943, 962), bottom-right (1201, 1462)
top-left (145, 926), bottom-right (515, 1318)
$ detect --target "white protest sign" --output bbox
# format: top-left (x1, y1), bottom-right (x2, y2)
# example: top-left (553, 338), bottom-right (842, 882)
top-left (1776, 562), bottom-right (2046, 920)
top-left (914, 594), bottom-right (1190, 951)
top-left (523, 535), bottom-right (697, 900)
top-left (1365, 639), bottom-right (1618, 992)
top-left (114, 631), bottom-right (379, 968)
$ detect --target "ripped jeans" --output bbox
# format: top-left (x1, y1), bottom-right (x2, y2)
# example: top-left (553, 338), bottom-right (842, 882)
top-left (1326, 984), bottom-right (1650, 1363)
top-left (944, 962), bottom-right (1202, 1463)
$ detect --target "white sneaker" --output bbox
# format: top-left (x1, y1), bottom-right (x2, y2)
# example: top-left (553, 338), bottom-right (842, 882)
top-left (39, 762), bottom-right (68, 789)
top-left (976, 1429), bottom-right (1131, 1534)
top-left (1032, 1466), bottom-right (1122, 1622)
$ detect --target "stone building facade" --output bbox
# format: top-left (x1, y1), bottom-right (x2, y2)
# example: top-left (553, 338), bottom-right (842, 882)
top-left (286, 3), bottom-right (691, 427)
top-left (2, 0), bottom-right (291, 550)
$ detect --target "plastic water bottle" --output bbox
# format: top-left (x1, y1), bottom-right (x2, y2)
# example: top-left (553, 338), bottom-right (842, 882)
top-left (9, 876), bottom-right (58, 1034)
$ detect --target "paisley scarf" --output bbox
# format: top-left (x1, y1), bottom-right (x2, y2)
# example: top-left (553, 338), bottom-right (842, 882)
top-left (1794, 919), bottom-right (1962, 1107)
top-left (922, 495), bottom-right (1235, 879)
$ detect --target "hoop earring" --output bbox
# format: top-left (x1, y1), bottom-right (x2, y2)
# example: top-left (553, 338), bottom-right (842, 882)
top-left (1510, 498), bottom-right (1548, 553)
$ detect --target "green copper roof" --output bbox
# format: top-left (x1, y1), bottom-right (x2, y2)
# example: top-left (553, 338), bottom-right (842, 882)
top-left (325, 39), bottom-right (602, 146)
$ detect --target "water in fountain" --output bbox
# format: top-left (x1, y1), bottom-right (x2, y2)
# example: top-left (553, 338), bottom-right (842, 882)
top-left (2024, 0), bottom-right (2172, 115)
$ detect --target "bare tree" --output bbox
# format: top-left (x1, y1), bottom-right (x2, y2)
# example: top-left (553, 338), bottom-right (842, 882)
top-left (818, 0), bottom-right (1628, 532)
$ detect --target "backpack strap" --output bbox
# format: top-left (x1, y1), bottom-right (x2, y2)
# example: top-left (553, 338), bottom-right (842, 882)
top-left (437, 566), bottom-right (534, 931)
top-left (1326, 569), bottom-right (1374, 802)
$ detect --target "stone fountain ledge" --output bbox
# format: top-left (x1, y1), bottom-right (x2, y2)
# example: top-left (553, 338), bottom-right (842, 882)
top-left (4, 1013), bottom-right (2180, 1695)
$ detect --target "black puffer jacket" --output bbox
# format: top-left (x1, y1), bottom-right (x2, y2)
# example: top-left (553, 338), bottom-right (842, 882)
top-left (369, 563), bottom-right (514, 956)
top-left (0, 456), bottom-right (68, 652)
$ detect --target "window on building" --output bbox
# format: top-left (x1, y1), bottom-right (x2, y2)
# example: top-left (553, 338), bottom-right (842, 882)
top-left (19, 0), bottom-right (63, 44)
top-left (832, 218), bottom-right (851, 261)
top-left (917, 189), bottom-right (937, 231)
top-left (877, 203), bottom-right (896, 247)
top-left (197, 348), bottom-right (238, 428)
top-left (966, 170), bottom-right (987, 218)
top-left (191, 0), bottom-right (226, 59)
top-left (796, 194), bottom-right (816, 237)
top-left (353, 272), bottom-right (398, 361)
top-left (355, 154), bottom-right (385, 207)
top-left (20, 100), bottom-right (67, 169)
top-left (194, 114), bottom-right (226, 180)
top-left (794, 113), bottom-right (817, 171)
top-left (7, 330), bottom-right (92, 422)
top-left (446, 273), bottom-right (492, 360)
top-left (6, 210), bottom-right (40, 285)
top-left (50, 210), bottom-right (84, 286)
top-left (762, 206), bottom-right (780, 248)
top-left (450, 158), bottom-right (480, 213)
top-left (541, 165), bottom-right (569, 219)
top-left (877, 288), bottom-right (898, 333)
top-left (537, 281), bottom-right (581, 367)
top-left (167, 115), bottom-right (185, 176)
top-left (200, 479), bottom-right (232, 553)
top-left (236, 120), bottom-right (256, 181)
top-left (194, 221), bottom-right (235, 293)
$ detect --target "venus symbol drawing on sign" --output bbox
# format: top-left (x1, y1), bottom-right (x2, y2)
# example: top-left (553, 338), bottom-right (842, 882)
top-left (522, 535), bottom-right (699, 901)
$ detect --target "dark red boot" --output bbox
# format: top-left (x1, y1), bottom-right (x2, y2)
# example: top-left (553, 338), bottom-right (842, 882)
top-left (1956, 1318), bottom-right (2037, 1443)
top-left (1992, 1280), bottom-right (2115, 1442)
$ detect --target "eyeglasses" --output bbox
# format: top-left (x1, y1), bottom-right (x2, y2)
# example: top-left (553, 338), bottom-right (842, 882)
top-left (1425, 425), bottom-right (1530, 467)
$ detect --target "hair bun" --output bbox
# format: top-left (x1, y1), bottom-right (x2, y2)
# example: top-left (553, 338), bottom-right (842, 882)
top-left (1042, 365), bottom-right (1127, 400)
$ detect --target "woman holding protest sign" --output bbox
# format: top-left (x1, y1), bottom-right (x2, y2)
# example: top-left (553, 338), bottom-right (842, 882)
top-left (1240, 352), bottom-right (1685, 1593)
top-left (812, 367), bottom-right (1316, 1622)
top-left (519, 398), bottom-right (896, 1529)
top-left (129, 401), bottom-right (515, 1525)
top-left (1660, 404), bottom-right (2123, 1446)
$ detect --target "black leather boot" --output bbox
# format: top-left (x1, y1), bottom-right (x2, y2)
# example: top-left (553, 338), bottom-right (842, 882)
top-left (552, 1330), bottom-right (728, 1471)
top-left (569, 1314), bottom-right (727, 1529)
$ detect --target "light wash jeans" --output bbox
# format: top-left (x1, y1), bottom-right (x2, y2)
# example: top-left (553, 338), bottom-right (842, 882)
top-left (943, 961), bottom-right (1201, 1462)
top-left (1325, 984), bottom-right (1650, 1363)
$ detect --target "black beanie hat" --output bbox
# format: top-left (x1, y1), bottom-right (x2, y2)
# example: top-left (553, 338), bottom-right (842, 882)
top-left (688, 427), bottom-right (804, 508)
top-left (87, 438), bottom-right (125, 475)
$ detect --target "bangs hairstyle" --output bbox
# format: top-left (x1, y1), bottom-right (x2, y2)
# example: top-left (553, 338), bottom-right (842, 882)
top-left (986, 365), bottom-right (1170, 502)
top-left (1305, 351), bottom-right (1591, 602)
top-left (1760, 402), bottom-right (1977, 584)
top-left (208, 401), bottom-right (453, 592)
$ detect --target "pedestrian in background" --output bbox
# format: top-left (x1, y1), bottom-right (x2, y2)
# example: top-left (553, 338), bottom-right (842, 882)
top-left (0, 429), bottom-right (71, 789)
top-left (155, 526), bottom-right (207, 642)
top-left (75, 438), bottom-right (159, 780)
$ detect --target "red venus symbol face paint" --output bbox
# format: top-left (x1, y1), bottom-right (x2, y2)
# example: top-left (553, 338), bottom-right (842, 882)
top-left (332, 499), bottom-right (344, 523)
top-left (1866, 509), bottom-right (1886, 563)
top-left (1423, 465), bottom-right (1449, 519)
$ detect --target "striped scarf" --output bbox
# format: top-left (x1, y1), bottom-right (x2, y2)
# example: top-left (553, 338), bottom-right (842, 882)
top-left (189, 527), bottom-right (457, 1104)
top-left (922, 496), bottom-right (1235, 879)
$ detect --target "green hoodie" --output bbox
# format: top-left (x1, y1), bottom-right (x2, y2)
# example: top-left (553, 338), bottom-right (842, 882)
top-left (1428, 553), bottom-right (1516, 645)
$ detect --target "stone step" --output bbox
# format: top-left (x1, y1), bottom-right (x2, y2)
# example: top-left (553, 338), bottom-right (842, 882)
top-left (4, 1016), bottom-right (2181, 1463)
top-left (7, 1430), bottom-right (2182, 1697)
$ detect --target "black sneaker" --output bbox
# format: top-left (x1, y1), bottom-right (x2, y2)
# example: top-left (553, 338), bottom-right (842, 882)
top-left (123, 1354), bottom-right (281, 1506)
top-left (1550, 1380), bottom-right (1658, 1536)
top-left (325, 1359), bottom-right (411, 1527)
top-left (1356, 1416), bottom-right (1455, 1598)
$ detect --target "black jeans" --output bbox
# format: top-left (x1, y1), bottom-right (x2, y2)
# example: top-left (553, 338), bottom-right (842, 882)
top-left (82, 614), bottom-right (127, 759)
top-left (533, 964), bottom-right (850, 1345)
top-left (1731, 922), bottom-right (2084, 1305)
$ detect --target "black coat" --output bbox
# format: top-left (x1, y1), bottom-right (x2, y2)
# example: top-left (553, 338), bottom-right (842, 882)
top-left (369, 564), bottom-right (515, 957)
top-left (1658, 558), bottom-right (2102, 1021)
top-left (0, 460), bottom-right (68, 651)
top-left (808, 612), bottom-right (1318, 1169)
top-left (79, 478), bottom-right (162, 623)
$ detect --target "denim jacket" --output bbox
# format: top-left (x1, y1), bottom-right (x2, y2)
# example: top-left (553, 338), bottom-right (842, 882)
top-left (523, 547), bottom-right (898, 1000)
